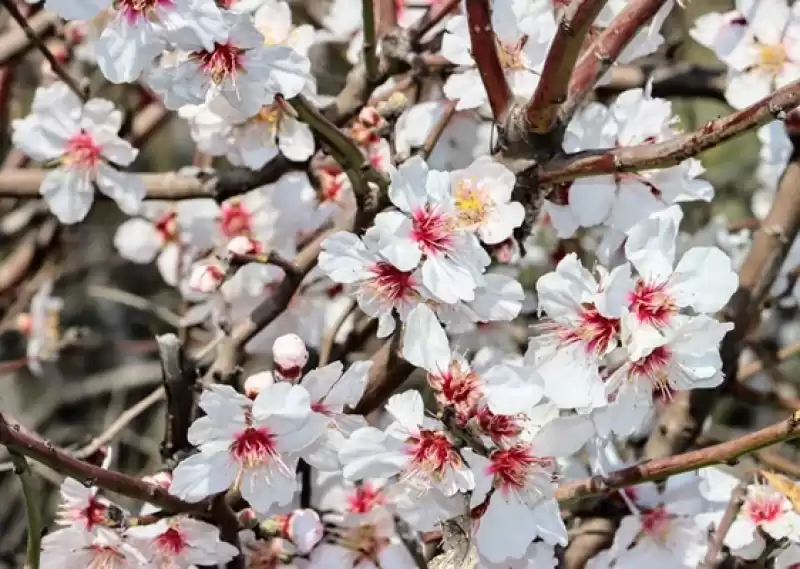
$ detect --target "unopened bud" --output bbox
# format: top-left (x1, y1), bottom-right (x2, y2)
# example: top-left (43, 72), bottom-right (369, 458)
top-left (142, 471), bottom-right (172, 489)
top-left (237, 508), bottom-right (259, 529)
top-left (272, 334), bottom-right (308, 380)
top-left (188, 261), bottom-right (225, 293)
top-left (227, 235), bottom-right (264, 257)
top-left (244, 371), bottom-right (275, 399)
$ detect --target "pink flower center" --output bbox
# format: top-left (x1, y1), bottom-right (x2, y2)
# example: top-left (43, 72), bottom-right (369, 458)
top-left (311, 401), bottom-right (330, 415)
top-left (155, 527), bottom-right (187, 555)
top-left (67, 495), bottom-right (107, 531)
top-left (476, 407), bottom-right (522, 446)
top-left (230, 427), bottom-right (277, 469)
top-left (488, 445), bottom-right (555, 492)
top-left (406, 430), bottom-right (462, 480)
top-left (64, 131), bottom-right (102, 170)
top-left (428, 361), bottom-right (481, 422)
top-left (154, 211), bottom-right (178, 244)
top-left (629, 345), bottom-right (673, 397)
top-left (640, 506), bottom-right (672, 542)
top-left (220, 200), bottom-right (252, 238)
top-left (117, 0), bottom-right (173, 22)
top-left (410, 206), bottom-right (455, 255)
top-left (368, 262), bottom-right (417, 302)
top-left (628, 280), bottom-right (677, 327)
top-left (346, 483), bottom-right (387, 514)
top-left (744, 492), bottom-right (784, 524)
top-left (195, 42), bottom-right (245, 84)
top-left (557, 305), bottom-right (619, 355)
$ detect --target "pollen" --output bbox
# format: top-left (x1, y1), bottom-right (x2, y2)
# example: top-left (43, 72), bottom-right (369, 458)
top-left (759, 43), bottom-right (788, 76)
top-left (454, 180), bottom-right (490, 228)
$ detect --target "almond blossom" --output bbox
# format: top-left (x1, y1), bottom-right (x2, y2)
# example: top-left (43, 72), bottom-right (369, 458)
top-left (126, 516), bottom-right (239, 568)
top-left (41, 526), bottom-right (148, 569)
top-left (169, 382), bottom-right (323, 513)
top-left (369, 156), bottom-right (490, 304)
top-left (12, 82), bottom-right (145, 224)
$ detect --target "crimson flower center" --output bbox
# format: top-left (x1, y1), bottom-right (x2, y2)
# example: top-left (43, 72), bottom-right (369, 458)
top-left (369, 262), bottom-right (416, 302)
top-left (64, 131), bottom-right (102, 170)
top-left (346, 483), bottom-right (387, 514)
top-left (117, 0), bottom-right (173, 21)
top-left (76, 496), bottom-right (107, 530)
top-left (557, 305), bottom-right (619, 355)
top-left (406, 430), bottom-right (460, 479)
top-left (154, 211), bottom-right (178, 244)
top-left (428, 361), bottom-right (481, 421)
top-left (230, 427), bottom-right (277, 469)
top-left (629, 345), bottom-right (673, 396)
top-left (628, 280), bottom-right (677, 327)
top-left (476, 407), bottom-right (522, 445)
top-left (196, 42), bottom-right (245, 84)
top-left (155, 527), bottom-right (187, 555)
top-left (488, 445), bottom-right (546, 491)
top-left (641, 506), bottom-right (672, 542)
top-left (410, 206), bottom-right (454, 255)
top-left (220, 201), bottom-right (252, 238)
top-left (744, 493), bottom-right (784, 524)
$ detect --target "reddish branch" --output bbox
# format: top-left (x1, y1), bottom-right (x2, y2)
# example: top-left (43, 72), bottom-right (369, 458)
top-left (525, 0), bottom-right (608, 133)
top-left (0, 412), bottom-right (209, 515)
top-left (539, 78), bottom-right (800, 184)
top-left (465, 0), bottom-right (512, 122)
top-left (700, 481), bottom-right (747, 569)
top-left (410, 0), bottom-right (461, 43)
top-left (563, 0), bottom-right (669, 122)
top-left (556, 415), bottom-right (800, 503)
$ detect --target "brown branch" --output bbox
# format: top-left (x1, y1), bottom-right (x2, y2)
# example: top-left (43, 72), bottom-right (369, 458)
top-left (539, 79), bottom-right (800, 184)
top-left (351, 331), bottom-right (416, 415)
top-left (418, 99), bottom-right (457, 160)
top-left (465, 0), bottom-right (512, 122)
top-left (0, 412), bottom-right (210, 515)
top-left (318, 299), bottom-right (356, 367)
top-left (645, 149), bottom-right (800, 459)
top-left (0, 10), bottom-right (58, 65)
top-left (410, 0), bottom-right (460, 43)
top-left (700, 481), bottom-right (748, 569)
top-left (562, 0), bottom-right (669, 123)
top-left (1, 0), bottom-right (86, 100)
top-left (156, 334), bottom-right (195, 463)
top-left (525, 0), bottom-right (608, 133)
top-left (556, 415), bottom-right (800, 503)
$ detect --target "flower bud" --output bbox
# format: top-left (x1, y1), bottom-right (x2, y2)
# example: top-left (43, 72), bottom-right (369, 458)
top-left (188, 261), bottom-right (225, 293)
top-left (244, 371), bottom-right (275, 399)
top-left (227, 235), bottom-right (263, 257)
top-left (272, 333), bottom-right (308, 380)
top-left (288, 509), bottom-right (323, 554)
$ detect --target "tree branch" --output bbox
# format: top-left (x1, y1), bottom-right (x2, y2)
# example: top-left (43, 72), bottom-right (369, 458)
top-left (351, 332), bottom-right (416, 415)
top-left (525, 0), bottom-right (608, 133)
top-left (562, 0), bottom-right (670, 123)
top-left (539, 79), bottom-right (800, 184)
top-left (699, 481), bottom-right (747, 569)
top-left (465, 0), bottom-right (512, 122)
top-left (410, 0), bottom-right (460, 43)
top-left (556, 415), bottom-right (800, 503)
top-left (362, 0), bottom-right (380, 83)
top-left (0, 412), bottom-right (210, 515)
top-left (156, 334), bottom-right (195, 463)
top-left (0, 10), bottom-right (58, 65)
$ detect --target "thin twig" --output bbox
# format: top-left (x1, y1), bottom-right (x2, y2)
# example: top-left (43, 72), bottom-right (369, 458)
top-left (699, 481), bottom-right (747, 569)
top-left (418, 100), bottom-right (458, 160)
top-left (410, 0), bottom-right (460, 43)
top-left (0, 0), bottom-right (86, 100)
top-left (556, 414), bottom-right (800, 503)
top-left (525, 0), bottom-right (608, 133)
top-left (74, 388), bottom-right (165, 460)
top-left (87, 285), bottom-right (182, 328)
top-left (9, 451), bottom-right (40, 569)
top-left (318, 299), bottom-right (357, 366)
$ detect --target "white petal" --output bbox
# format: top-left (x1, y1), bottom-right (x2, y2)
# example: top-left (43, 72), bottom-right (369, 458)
top-left (402, 303), bottom-right (451, 374)
top-left (114, 218), bottom-right (160, 264)
top-left (95, 165), bottom-right (146, 215)
top-left (169, 450), bottom-right (238, 501)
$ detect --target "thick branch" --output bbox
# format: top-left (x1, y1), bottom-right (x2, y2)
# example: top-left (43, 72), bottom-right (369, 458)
top-left (525, 0), bottom-right (608, 133)
top-left (0, 10), bottom-right (58, 65)
top-left (0, 157), bottom-right (300, 201)
top-left (157, 334), bottom-right (195, 463)
top-left (556, 415), bottom-right (800, 503)
top-left (410, 0), bottom-right (460, 43)
top-left (0, 412), bottom-right (209, 515)
top-left (351, 332), bottom-right (416, 415)
top-left (539, 79), bottom-right (800, 184)
top-left (562, 0), bottom-right (669, 123)
top-left (362, 0), bottom-right (379, 82)
top-left (465, 0), bottom-right (512, 122)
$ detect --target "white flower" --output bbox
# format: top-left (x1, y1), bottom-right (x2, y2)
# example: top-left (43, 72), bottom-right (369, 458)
top-left (450, 157), bottom-right (524, 244)
top-left (254, 0), bottom-right (316, 57)
top-left (623, 205), bottom-right (738, 359)
top-left (41, 527), bottom-right (147, 569)
top-left (148, 12), bottom-right (309, 117)
top-left (287, 509), bottom-right (324, 554)
top-left (12, 82), bottom-right (144, 223)
top-left (319, 231), bottom-right (423, 337)
top-left (756, 120), bottom-right (792, 193)
top-left (526, 253), bottom-right (632, 409)
top-left (546, 89), bottom-right (712, 239)
top-left (339, 390), bottom-right (475, 497)
top-left (55, 478), bottom-right (114, 532)
top-left (23, 279), bottom-right (63, 377)
top-left (369, 156), bottom-right (491, 304)
top-left (126, 516), bottom-right (239, 569)
top-left (724, 483), bottom-right (800, 559)
top-left (441, 1), bottom-right (556, 110)
top-left (169, 383), bottom-right (322, 513)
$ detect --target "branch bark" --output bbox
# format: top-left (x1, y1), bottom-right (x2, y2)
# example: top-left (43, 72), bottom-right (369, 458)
top-left (157, 334), bottom-right (195, 463)
top-left (539, 79), bottom-right (800, 184)
top-left (525, 0), bottom-right (608, 133)
top-left (465, 0), bottom-right (512, 123)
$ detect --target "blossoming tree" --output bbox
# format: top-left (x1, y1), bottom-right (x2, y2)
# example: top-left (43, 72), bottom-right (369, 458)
top-left (2, 0), bottom-right (800, 568)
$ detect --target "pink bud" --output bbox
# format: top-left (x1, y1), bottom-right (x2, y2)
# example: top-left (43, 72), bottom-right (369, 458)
top-left (272, 334), bottom-right (308, 380)
top-left (188, 262), bottom-right (225, 293)
top-left (244, 371), bottom-right (275, 399)
top-left (227, 235), bottom-right (263, 257)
